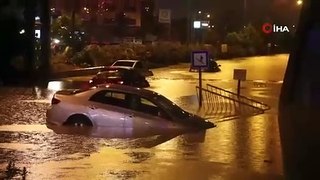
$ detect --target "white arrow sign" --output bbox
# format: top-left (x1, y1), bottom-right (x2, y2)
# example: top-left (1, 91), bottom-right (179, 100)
top-left (192, 51), bottom-right (209, 67)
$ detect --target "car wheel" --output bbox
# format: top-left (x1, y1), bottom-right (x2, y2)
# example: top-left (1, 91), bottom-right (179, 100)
top-left (64, 114), bottom-right (93, 127)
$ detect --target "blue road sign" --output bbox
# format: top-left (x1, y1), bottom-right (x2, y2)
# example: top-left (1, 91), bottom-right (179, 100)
top-left (191, 51), bottom-right (209, 68)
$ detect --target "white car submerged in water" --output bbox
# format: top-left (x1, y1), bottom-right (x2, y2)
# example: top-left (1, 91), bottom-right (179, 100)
top-left (46, 84), bottom-right (215, 130)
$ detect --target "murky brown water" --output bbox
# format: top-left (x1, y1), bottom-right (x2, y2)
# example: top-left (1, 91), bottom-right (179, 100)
top-left (0, 55), bottom-right (287, 179)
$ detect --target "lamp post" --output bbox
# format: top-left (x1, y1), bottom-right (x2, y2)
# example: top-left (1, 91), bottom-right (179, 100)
top-left (243, 0), bottom-right (247, 27)
top-left (24, 0), bottom-right (36, 79)
top-left (187, 0), bottom-right (192, 44)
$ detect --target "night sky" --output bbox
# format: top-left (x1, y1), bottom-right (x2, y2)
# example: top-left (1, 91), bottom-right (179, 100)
top-left (156, 0), bottom-right (300, 24)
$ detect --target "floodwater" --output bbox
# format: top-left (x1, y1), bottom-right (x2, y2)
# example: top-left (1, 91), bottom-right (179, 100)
top-left (0, 54), bottom-right (288, 179)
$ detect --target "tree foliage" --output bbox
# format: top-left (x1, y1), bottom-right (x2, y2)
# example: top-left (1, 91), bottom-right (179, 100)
top-left (225, 24), bottom-right (264, 56)
top-left (51, 15), bottom-right (84, 46)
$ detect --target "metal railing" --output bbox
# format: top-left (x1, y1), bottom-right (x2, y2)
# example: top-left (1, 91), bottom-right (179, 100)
top-left (196, 84), bottom-right (270, 119)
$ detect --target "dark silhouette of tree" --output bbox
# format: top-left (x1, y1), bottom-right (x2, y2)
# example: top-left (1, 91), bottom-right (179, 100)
top-left (0, 0), bottom-right (51, 85)
top-left (114, 12), bottom-right (127, 38)
top-left (0, 0), bottom-right (27, 83)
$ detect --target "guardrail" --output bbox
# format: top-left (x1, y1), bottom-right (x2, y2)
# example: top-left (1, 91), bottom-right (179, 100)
top-left (196, 84), bottom-right (270, 119)
top-left (51, 66), bottom-right (108, 79)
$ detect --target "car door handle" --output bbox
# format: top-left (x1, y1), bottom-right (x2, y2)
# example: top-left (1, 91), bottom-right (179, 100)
top-left (88, 105), bottom-right (97, 110)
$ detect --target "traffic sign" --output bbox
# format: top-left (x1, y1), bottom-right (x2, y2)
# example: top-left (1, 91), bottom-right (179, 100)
top-left (233, 69), bottom-right (247, 81)
top-left (159, 9), bottom-right (171, 24)
top-left (233, 69), bottom-right (247, 96)
top-left (191, 51), bottom-right (209, 68)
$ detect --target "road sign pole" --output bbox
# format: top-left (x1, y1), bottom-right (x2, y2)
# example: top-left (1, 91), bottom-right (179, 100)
top-left (191, 50), bottom-right (209, 107)
top-left (237, 80), bottom-right (241, 96)
top-left (199, 67), bottom-right (202, 107)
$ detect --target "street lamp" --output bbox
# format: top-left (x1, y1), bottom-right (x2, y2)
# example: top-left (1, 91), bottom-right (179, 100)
top-left (207, 14), bottom-right (210, 18)
top-left (297, 0), bottom-right (303, 5)
top-left (198, 11), bottom-right (202, 14)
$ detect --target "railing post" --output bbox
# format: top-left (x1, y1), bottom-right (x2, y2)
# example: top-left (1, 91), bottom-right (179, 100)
top-left (199, 67), bottom-right (203, 107)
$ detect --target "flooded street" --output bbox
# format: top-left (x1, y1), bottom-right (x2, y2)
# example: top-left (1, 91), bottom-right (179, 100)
top-left (0, 54), bottom-right (288, 179)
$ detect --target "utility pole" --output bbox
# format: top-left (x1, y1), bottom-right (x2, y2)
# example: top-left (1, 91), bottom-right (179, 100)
top-left (39, 0), bottom-right (51, 83)
top-left (71, 0), bottom-right (76, 50)
top-left (243, 0), bottom-right (247, 27)
top-left (187, 0), bottom-right (191, 44)
top-left (24, 0), bottom-right (36, 81)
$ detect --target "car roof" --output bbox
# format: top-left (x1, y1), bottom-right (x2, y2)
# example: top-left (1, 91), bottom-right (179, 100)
top-left (115, 60), bottom-right (140, 63)
top-left (101, 66), bottom-right (134, 71)
top-left (93, 84), bottom-right (159, 99)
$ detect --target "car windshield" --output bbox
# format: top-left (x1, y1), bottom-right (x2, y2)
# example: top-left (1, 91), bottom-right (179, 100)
top-left (112, 61), bottom-right (135, 67)
top-left (154, 95), bottom-right (190, 119)
top-left (56, 89), bottom-right (88, 95)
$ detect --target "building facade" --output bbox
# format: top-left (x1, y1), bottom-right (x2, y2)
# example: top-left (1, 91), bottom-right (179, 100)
top-left (50, 0), bottom-right (143, 41)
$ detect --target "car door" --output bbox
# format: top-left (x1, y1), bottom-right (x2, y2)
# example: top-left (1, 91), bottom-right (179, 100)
top-left (123, 96), bottom-right (181, 130)
top-left (88, 90), bottom-right (127, 127)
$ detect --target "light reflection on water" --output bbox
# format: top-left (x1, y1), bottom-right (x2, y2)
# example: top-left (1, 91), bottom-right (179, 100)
top-left (41, 114), bottom-right (280, 179)
top-left (0, 115), bottom-right (282, 179)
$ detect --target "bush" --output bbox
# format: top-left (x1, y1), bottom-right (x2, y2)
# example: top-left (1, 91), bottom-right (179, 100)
top-left (86, 45), bottom-right (112, 66)
top-left (150, 42), bottom-right (183, 65)
top-left (70, 50), bottom-right (92, 67)
top-left (66, 42), bottom-right (218, 68)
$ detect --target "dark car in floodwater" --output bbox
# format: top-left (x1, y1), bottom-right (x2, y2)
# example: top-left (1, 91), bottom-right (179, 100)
top-left (89, 67), bottom-right (150, 88)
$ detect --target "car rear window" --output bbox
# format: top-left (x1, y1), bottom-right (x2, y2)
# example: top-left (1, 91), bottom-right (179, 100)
top-left (112, 61), bottom-right (135, 67)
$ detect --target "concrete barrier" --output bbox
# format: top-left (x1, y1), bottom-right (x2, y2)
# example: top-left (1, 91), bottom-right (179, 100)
top-left (50, 66), bottom-right (108, 79)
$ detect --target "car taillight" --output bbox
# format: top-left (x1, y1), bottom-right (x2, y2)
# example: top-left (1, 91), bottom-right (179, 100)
top-left (51, 97), bottom-right (61, 105)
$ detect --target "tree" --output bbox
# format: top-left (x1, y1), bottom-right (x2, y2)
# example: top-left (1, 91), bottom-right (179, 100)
top-left (225, 32), bottom-right (241, 45)
top-left (225, 24), bottom-right (263, 48)
top-left (51, 15), bottom-right (84, 49)
top-left (239, 24), bottom-right (264, 48)
top-left (225, 24), bottom-right (264, 56)
top-left (0, 0), bottom-right (27, 83)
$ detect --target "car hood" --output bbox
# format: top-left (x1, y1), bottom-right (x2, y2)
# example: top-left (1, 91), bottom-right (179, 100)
top-left (183, 114), bottom-right (216, 129)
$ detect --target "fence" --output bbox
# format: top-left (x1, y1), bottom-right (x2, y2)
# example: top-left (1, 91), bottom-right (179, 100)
top-left (196, 84), bottom-right (270, 120)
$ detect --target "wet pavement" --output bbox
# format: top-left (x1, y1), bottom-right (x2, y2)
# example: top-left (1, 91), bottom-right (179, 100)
top-left (0, 54), bottom-right (288, 179)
